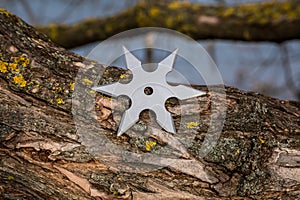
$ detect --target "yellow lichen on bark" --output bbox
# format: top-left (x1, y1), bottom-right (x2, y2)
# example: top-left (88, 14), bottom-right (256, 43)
top-left (13, 74), bottom-right (27, 87)
top-left (145, 140), bottom-right (156, 151)
top-left (0, 61), bottom-right (8, 73)
top-left (8, 63), bottom-right (19, 72)
top-left (0, 8), bottom-right (11, 17)
top-left (56, 98), bottom-right (64, 105)
top-left (14, 55), bottom-right (30, 67)
top-left (69, 82), bottom-right (75, 91)
top-left (82, 78), bottom-right (93, 85)
top-left (186, 121), bottom-right (199, 129)
top-left (0, 54), bottom-right (30, 87)
top-left (149, 7), bottom-right (160, 17)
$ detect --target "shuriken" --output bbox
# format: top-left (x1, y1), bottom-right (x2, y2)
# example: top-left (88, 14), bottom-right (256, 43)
top-left (92, 47), bottom-right (205, 136)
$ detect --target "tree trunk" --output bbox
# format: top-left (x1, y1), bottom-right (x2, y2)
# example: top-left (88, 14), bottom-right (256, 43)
top-left (36, 0), bottom-right (300, 49)
top-left (1, 9), bottom-right (300, 200)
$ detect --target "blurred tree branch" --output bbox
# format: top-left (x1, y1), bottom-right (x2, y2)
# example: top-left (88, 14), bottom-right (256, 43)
top-left (280, 42), bottom-right (300, 99)
top-left (36, 0), bottom-right (300, 49)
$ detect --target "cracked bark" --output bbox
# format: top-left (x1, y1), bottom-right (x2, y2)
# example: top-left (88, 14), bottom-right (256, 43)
top-left (35, 0), bottom-right (300, 49)
top-left (1, 8), bottom-right (300, 200)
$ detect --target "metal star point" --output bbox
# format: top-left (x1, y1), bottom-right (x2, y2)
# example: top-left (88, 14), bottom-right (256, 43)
top-left (92, 47), bottom-right (205, 136)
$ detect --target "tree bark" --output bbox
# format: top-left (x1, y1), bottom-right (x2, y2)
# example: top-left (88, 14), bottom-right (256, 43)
top-left (1, 8), bottom-right (300, 200)
top-left (35, 0), bottom-right (300, 49)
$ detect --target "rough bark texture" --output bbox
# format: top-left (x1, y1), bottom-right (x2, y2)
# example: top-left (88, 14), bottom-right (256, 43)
top-left (36, 0), bottom-right (300, 49)
top-left (1, 8), bottom-right (300, 200)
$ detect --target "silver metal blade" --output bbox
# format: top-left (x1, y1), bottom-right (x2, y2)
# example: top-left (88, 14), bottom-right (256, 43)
top-left (158, 48), bottom-right (178, 72)
top-left (172, 85), bottom-right (206, 100)
top-left (117, 107), bottom-right (140, 136)
top-left (92, 82), bottom-right (122, 97)
top-left (123, 46), bottom-right (141, 71)
top-left (92, 46), bottom-right (206, 136)
top-left (152, 105), bottom-right (176, 133)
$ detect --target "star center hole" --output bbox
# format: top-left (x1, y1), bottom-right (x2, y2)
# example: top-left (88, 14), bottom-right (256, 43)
top-left (144, 87), bottom-right (153, 95)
